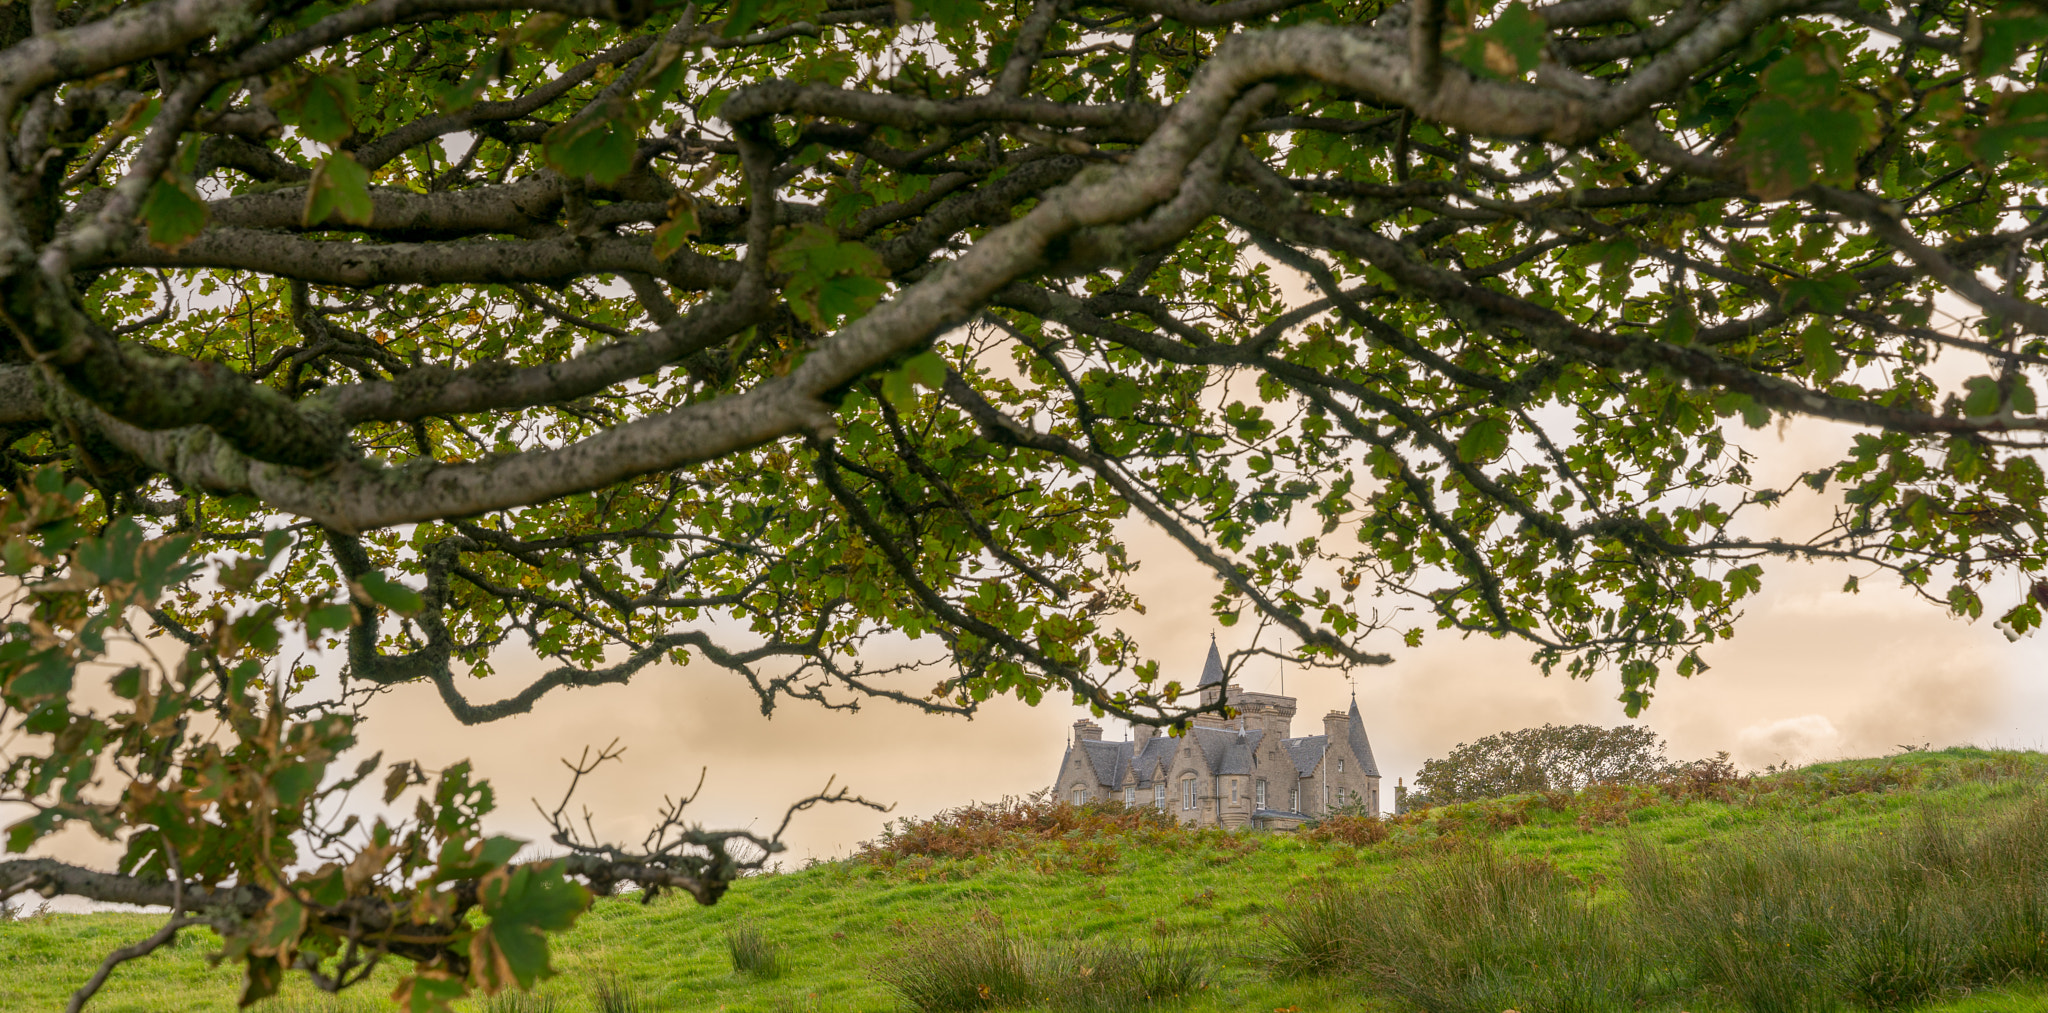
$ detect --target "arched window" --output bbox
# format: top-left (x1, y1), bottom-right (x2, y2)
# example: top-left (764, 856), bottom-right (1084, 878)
top-left (1072, 786), bottom-right (1086, 805)
top-left (1181, 775), bottom-right (1197, 810)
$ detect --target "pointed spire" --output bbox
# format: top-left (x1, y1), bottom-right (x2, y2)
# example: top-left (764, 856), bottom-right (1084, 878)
top-left (1347, 694), bottom-right (1380, 777)
top-left (1197, 638), bottom-right (1227, 688)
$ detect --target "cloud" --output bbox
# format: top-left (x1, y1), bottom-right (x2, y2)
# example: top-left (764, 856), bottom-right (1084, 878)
top-left (1734, 715), bottom-right (1843, 769)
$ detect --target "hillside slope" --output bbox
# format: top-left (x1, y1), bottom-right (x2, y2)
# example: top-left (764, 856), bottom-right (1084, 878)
top-left (5, 747), bottom-right (2048, 1013)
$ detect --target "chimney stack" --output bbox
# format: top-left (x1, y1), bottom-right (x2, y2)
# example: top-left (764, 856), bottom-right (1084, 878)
top-left (1132, 723), bottom-right (1155, 754)
top-left (1073, 719), bottom-right (1103, 742)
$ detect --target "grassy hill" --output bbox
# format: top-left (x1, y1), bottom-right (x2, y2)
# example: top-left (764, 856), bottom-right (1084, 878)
top-left (6, 747), bottom-right (2048, 1013)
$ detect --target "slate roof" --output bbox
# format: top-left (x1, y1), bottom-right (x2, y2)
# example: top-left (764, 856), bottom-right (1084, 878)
top-left (1348, 697), bottom-right (1381, 777)
top-left (1080, 739), bottom-right (1128, 788)
top-left (1285, 735), bottom-right (1328, 777)
top-left (1197, 640), bottom-right (1227, 688)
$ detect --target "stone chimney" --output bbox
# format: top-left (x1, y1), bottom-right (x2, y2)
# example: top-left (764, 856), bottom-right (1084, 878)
top-left (1323, 710), bottom-right (1347, 742)
top-left (1394, 778), bottom-right (1408, 815)
top-left (1073, 719), bottom-right (1103, 742)
top-left (1132, 723), bottom-right (1155, 754)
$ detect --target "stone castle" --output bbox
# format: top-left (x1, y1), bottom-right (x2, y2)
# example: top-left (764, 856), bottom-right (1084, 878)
top-left (1053, 638), bottom-right (1381, 829)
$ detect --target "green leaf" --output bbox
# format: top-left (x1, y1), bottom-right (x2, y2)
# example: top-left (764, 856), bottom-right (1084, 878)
top-left (903, 350), bottom-right (948, 391)
top-left (1445, 2), bottom-right (1545, 80)
top-left (722, 0), bottom-right (775, 36)
top-left (306, 602), bottom-right (357, 636)
top-left (650, 194), bottom-right (701, 260)
top-left (769, 224), bottom-right (890, 329)
top-left (304, 151), bottom-right (374, 228)
top-left (1457, 416), bottom-right (1511, 464)
top-left (1973, 90), bottom-right (2048, 166)
top-left (1732, 42), bottom-right (1877, 198)
top-left (470, 862), bottom-right (591, 992)
top-left (392, 970), bottom-right (468, 1013)
top-left (1962, 375), bottom-right (2002, 417)
top-left (1583, 238), bottom-right (1638, 278)
top-left (917, 0), bottom-right (981, 29)
top-left (354, 571), bottom-right (425, 615)
top-left (1800, 324), bottom-right (1843, 382)
top-left (1783, 272), bottom-right (1856, 314)
top-left (269, 72), bottom-right (358, 146)
top-left (138, 174), bottom-right (209, 252)
top-left (542, 114), bottom-right (636, 185)
top-left (1659, 293), bottom-right (1697, 345)
top-left (1978, 14), bottom-right (2048, 76)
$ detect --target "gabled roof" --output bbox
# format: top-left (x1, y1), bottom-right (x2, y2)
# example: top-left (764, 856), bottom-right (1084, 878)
top-left (1218, 728), bottom-right (1264, 775)
top-left (1080, 739), bottom-right (1128, 788)
top-left (1197, 640), bottom-right (1227, 688)
top-left (1285, 735), bottom-right (1327, 777)
top-left (1348, 697), bottom-right (1381, 777)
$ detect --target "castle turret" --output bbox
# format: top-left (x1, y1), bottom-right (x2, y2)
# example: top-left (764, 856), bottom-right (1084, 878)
top-left (1234, 691), bottom-right (1295, 740)
top-left (1323, 710), bottom-right (1347, 741)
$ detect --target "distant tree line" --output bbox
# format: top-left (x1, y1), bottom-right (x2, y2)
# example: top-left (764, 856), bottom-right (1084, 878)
top-left (1409, 723), bottom-right (1694, 807)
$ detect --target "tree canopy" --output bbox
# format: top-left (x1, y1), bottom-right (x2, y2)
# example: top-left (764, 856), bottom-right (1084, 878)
top-left (3, 0), bottom-right (2047, 1005)
top-left (1410, 722), bottom-right (1672, 804)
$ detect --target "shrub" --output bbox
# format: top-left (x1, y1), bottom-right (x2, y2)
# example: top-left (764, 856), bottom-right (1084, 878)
top-left (858, 791), bottom-right (1179, 864)
top-left (1301, 814), bottom-right (1388, 847)
top-left (727, 924), bottom-right (786, 978)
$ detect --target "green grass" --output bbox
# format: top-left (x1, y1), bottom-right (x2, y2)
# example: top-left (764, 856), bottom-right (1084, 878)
top-left (7, 747), bottom-right (2048, 1012)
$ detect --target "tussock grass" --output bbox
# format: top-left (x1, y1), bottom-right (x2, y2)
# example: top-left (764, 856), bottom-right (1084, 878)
top-left (478, 990), bottom-right (561, 1013)
top-left (1634, 799), bottom-right (2048, 1012)
top-left (871, 912), bottom-right (1212, 1012)
top-left (589, 971), bottom-right (643, 1013)
top-left (726, 924), bottom-right (785, 979)
top-left (1265, 771), bottom-right (2048, 1013)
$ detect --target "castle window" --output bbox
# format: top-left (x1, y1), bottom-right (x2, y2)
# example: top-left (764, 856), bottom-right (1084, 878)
top-left (1072, 787), bottom-right (1085, 804)
top-left (1153, 784), bottom-right (1165, 810)
top-left (1230, 782), bottom-right (1239, 804)
top-left (1124, 786), bottom-right (1135, 806)
top-left (1181, 776), bottom-right (1197, 810)
top-left (1338, 759), bottom-right (1345, 775)
top-left (1290, 784), bottom-right (1300, 811)
top-left (1256, 780), bottom-right (1267, 809)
